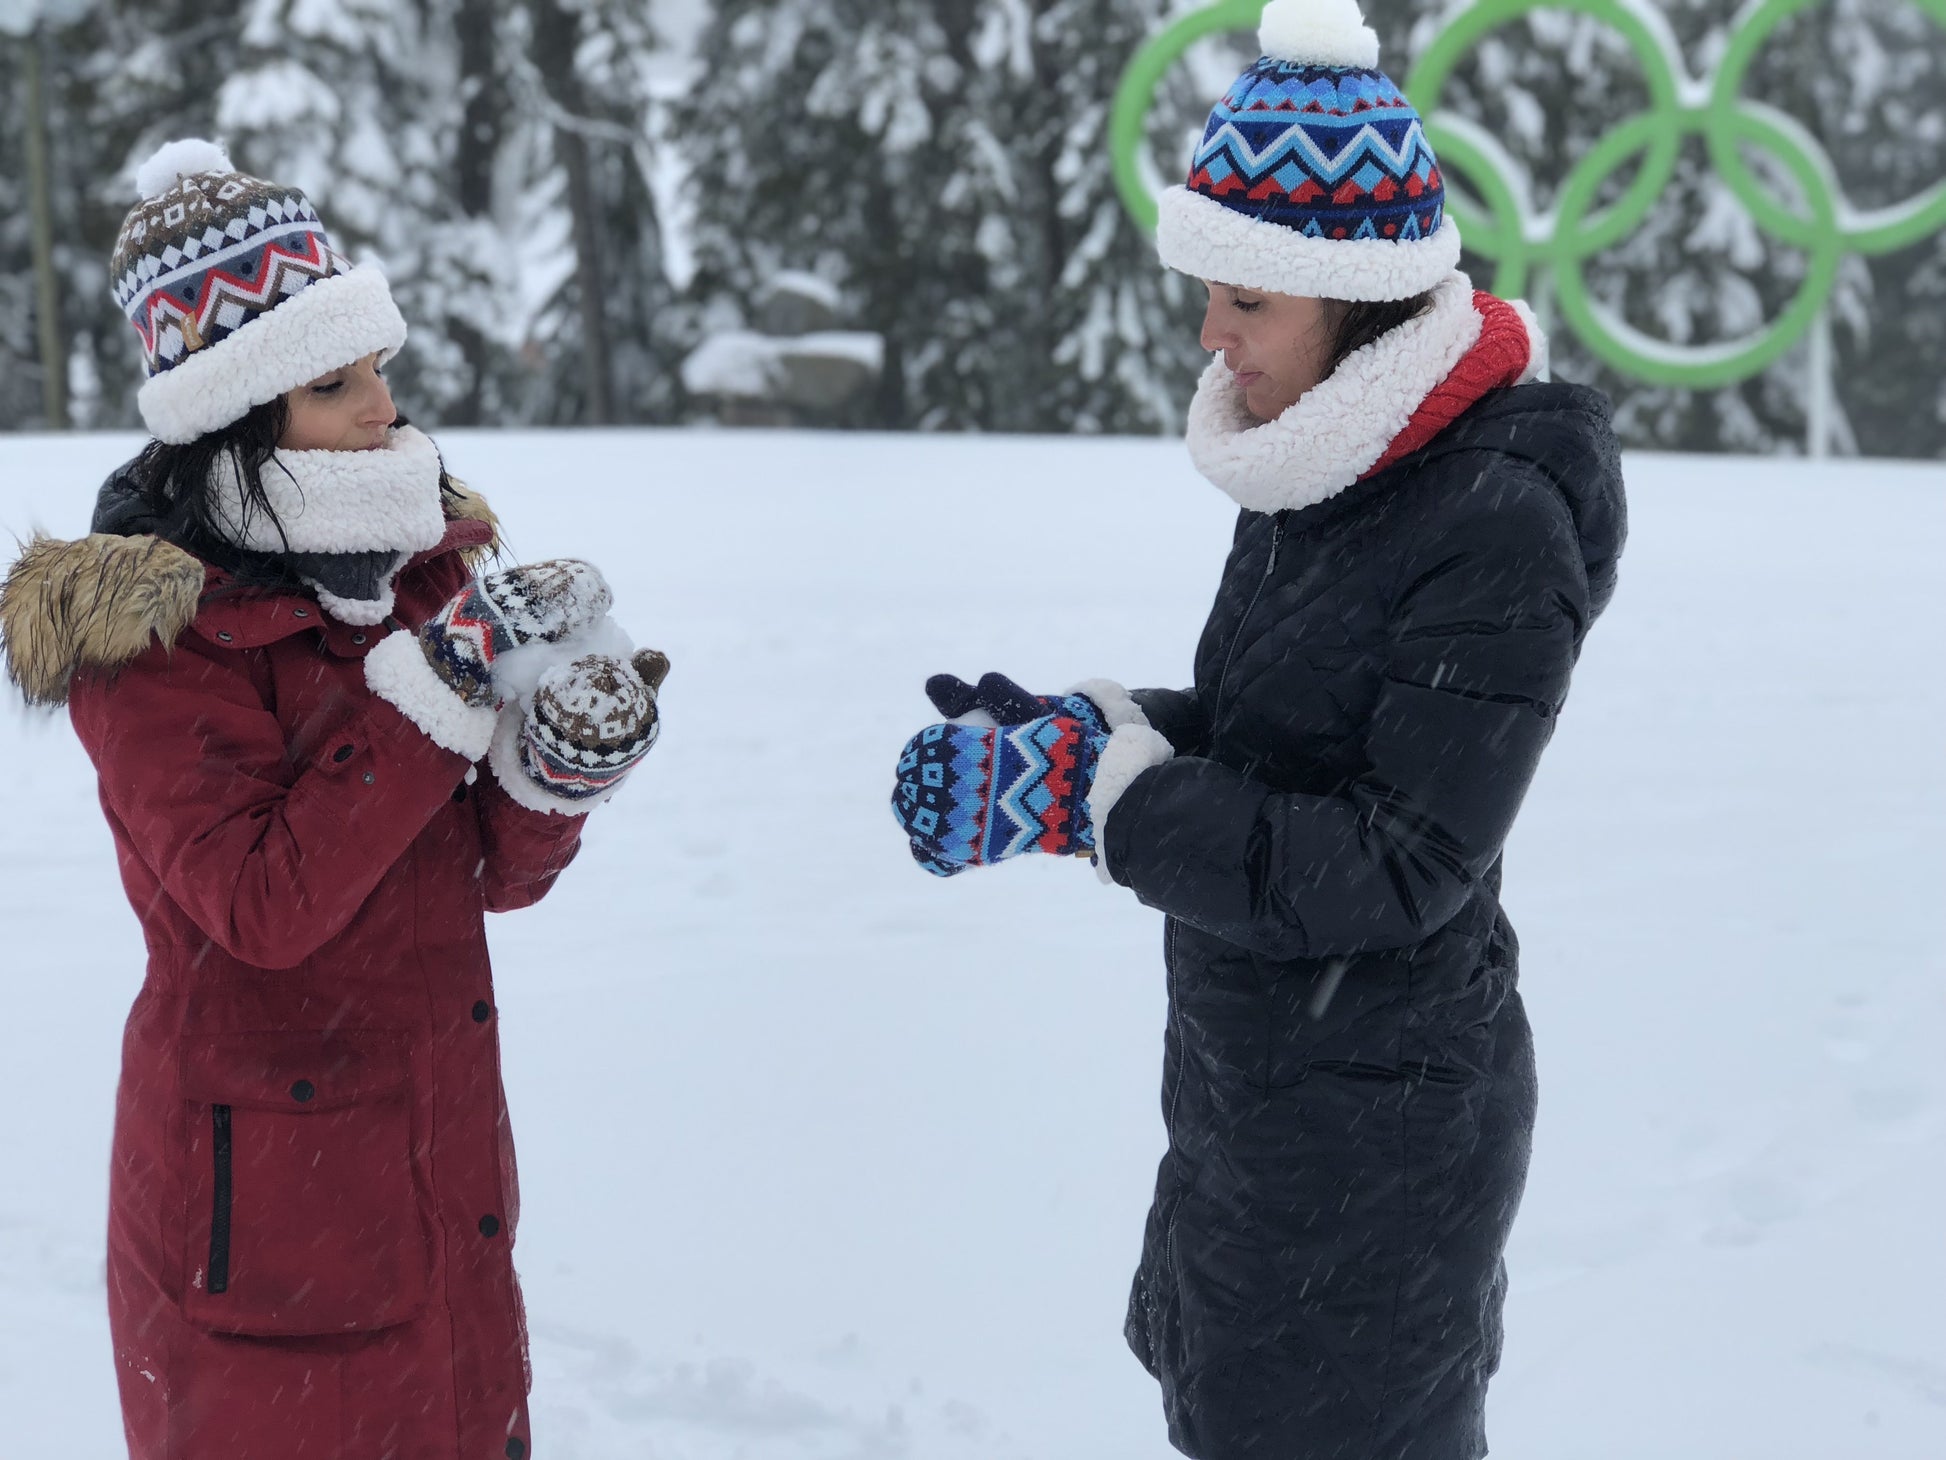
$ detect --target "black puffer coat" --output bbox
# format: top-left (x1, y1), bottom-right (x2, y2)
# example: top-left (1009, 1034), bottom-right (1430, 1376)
top-left (1106, 382), bottom-right (1624, 1460)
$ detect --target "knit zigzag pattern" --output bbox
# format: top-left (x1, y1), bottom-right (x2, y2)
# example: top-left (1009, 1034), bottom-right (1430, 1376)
top-left (893, 716), bottom-right (1102, 870)
top-left (1189, 61), bottom-right (1443, 242)
top-left (112, 182), bottom-right (349, 378)
top-left (420, 561), bottom-right (615, 709)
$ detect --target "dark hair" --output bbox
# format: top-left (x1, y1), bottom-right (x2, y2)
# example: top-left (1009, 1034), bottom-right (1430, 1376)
top-left (123, 396), bottom-right (304, 590)
top-left (1322, 291), bottom-right (1436, 376)
top-left (122, 399), bottom-right (456, 592)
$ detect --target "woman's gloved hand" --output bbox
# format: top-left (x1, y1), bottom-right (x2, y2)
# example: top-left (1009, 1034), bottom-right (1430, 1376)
top-left (366, 558), bottom-right (617, 763)
top-left (891, 713), bottom-right (1108, 873)
top-left (511, 649), bottom-right (668, 806)
top-left (420, 559), bottom-right (614, 709)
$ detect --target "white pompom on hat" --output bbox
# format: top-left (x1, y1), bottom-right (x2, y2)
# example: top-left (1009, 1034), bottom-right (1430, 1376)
top-left (132, 138), bottom-right (236, 201)
top-left (111, 137), bottom-right (407, 444)
top-left (1258, 0), bottom-right (1382, 70)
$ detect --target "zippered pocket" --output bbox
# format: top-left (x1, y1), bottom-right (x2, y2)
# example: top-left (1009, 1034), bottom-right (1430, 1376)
top-left (207, 1104), bottom-right (232, 1295)
top-left (179, 1031), bottom-right (430, 1336)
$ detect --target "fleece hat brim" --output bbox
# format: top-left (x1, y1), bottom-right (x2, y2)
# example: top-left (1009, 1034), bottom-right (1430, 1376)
top-left (136, 262), bottom-right (406, 445)
top-left (1157, 186), bottom-right (1462, 301)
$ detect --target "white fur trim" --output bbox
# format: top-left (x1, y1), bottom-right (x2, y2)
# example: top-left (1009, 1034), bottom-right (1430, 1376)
top-left (1185, 271), bottom-right (1481, 513)
top-left (363, 631), bottom-right (497, 761)
top-left (307, 574), bottom-right (401, 627)
top-left (1258, 0), bottom-right (1380, 69)
top-left (135, 138), bottom-right (235, 199)
top-left (1087, 725), bottom-right (1175, 884)
top-left (1510, 299), bottom-right (1549, 383)
top-left (138, 264), bottom-right (408, 444)
top-left (486, 705), bottom-right (600, 817)
top-left (1157, 187), bottom-right (1462, 303)
top-left (207, 424), bottom-right (447, 556)
top-left (1068, 678), bottom-right (1151, 732)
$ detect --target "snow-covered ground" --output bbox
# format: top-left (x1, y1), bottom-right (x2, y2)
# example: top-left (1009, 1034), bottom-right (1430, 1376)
top-left (1, 430), bottom-right (1940, 1459)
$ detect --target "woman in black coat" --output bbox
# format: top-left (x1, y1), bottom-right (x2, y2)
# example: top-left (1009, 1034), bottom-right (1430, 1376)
top-left (891, 3), bottom-right (1623, 1456)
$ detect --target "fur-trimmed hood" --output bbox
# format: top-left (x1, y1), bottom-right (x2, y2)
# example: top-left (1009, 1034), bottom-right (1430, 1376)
top-left (0, 469), bottom-right (498, 708)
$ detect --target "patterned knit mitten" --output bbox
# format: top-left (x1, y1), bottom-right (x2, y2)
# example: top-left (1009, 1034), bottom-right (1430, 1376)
top-left (891, 714), bottom-right (1106, 869)
top-left (516, 649), bottom-right (667, 803)
top-left (421, 559), bottom-right (613, 708)
top-left (925, 672), bottom-right (1107, 734)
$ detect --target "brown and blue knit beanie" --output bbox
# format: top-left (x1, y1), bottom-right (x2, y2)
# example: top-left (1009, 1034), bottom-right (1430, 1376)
top-left (111, 138), bottom-right (406, 444)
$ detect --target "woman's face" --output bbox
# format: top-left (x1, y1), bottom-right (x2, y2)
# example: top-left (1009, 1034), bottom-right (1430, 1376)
top-left (279, 353), bottom-right (397, 452)
top-left (1200, 283), bottom-right (1333, 422)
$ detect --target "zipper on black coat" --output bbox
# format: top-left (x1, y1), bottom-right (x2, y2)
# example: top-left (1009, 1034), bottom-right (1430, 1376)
top-left (208, 1105), bottom-right (233, 1295)
top-left (1210, 514), bottom-right (1286, 728)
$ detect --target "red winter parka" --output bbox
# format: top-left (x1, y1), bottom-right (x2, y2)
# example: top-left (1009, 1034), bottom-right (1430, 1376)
top-left (2, 489), bottom-right (577, 1460)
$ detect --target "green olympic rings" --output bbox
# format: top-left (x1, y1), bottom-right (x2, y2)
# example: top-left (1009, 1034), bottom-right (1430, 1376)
top-left (1110, 0), bottom-right (1946, 389)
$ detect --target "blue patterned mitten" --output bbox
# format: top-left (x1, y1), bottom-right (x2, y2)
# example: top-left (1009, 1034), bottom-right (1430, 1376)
top-left (892, 714), bottom-right (1107, 871)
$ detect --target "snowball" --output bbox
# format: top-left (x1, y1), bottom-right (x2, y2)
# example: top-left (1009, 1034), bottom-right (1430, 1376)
top-left (1258, 0), bottom-right (1381, 70)
top-left (492, 616), bottom-right (636, 714)
top-left (134, 138), bottom-right (235, 200)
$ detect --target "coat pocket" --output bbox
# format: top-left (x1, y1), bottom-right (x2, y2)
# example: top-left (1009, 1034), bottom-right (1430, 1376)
top-left (178, 1030), bottom-right (431, 1337)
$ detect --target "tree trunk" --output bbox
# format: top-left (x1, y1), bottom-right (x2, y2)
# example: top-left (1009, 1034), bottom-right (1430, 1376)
top-left (24, 25), bottom-right (69, 431)
top-left (529, 0), bottom-right (614, 425)
top-left (448, 0), bottom-right (508, 424)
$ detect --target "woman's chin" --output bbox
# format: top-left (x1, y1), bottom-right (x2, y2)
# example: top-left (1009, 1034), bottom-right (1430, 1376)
top-left (1241, 387), bottom-right (1283, 424)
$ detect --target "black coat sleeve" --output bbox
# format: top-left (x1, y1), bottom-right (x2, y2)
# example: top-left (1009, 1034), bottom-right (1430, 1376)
top-left (1102, 468), bottom-right (1589, 960)
top-left (1129, 686), bottom-right (1208, 757)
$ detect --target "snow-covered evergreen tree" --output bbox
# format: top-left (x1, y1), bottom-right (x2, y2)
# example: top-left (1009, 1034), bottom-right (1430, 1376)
top-left (680, 0), bottom-right (1216, 433)
top-left (509, 0), bottom-right (686, 425)
top-left (679, 0), bottom-right (1004, 429)
top-left (961, 0), bottom-right (1209, 433)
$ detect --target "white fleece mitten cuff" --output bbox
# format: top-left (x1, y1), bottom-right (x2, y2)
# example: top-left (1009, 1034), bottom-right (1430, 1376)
top-left (1087, 723), bottom-right (1175, 884)
top-left (364, 631), bottom-right (498, 761)
top-left (1068, 678), bottom-right (1153, 732)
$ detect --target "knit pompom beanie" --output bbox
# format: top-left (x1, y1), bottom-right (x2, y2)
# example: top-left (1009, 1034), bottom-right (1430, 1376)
top-left (111, 138), bottom-right (406, 444)
top-left (1156, 0), bottom-right (1460, 301)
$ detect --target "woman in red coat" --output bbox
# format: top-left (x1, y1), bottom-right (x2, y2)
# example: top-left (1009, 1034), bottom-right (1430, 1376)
top-left (0, 141), bottom-right (665, 1459)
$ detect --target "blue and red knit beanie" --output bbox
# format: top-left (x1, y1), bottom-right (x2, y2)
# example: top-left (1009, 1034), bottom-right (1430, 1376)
top-left (111, 139), bottom-right (406, 445)
top-left (1157, 0), bottom-right (1459, 301)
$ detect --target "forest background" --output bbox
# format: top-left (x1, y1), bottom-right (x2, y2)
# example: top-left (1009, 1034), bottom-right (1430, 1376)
top-left (2, 0), bottom-right (1942, 456)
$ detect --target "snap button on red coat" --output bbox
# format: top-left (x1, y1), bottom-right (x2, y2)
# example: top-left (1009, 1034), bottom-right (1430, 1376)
top-left (471, 1000), bottom-right (492, 1023)
top-left (478, 1214), bottom-right (500, 1237)
top-left (506, 1440), bottom-right (527, 1460)
top-left (293, 607), bottom-right (310, 619)
top-left (362, 772), bottom-right (376, 785)
top-left (333, 745), bottom-right (355, 763)
top-left (290, 1080), bottom-right (315, 1103)
top-left (352, 632), bottom-right (368, 645)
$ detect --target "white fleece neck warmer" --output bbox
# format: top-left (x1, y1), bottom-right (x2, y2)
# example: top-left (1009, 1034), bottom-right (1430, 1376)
top-left (1186, 271), bottom-right (1527, 515)
top-left (207, 425), bottom-right (448, 624)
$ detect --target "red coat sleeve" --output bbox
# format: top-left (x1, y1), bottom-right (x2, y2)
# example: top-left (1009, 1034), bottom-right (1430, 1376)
top-left (471, 771), bottom-right (586, 912)
top-left (69, 633), bottom-right (477, 971)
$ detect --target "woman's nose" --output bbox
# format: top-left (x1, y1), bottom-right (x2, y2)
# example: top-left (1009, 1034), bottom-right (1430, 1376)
top-left (1200, 301), bottom-right (1235, 354)
top-left (363, 375), bottom-right (397, 429)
